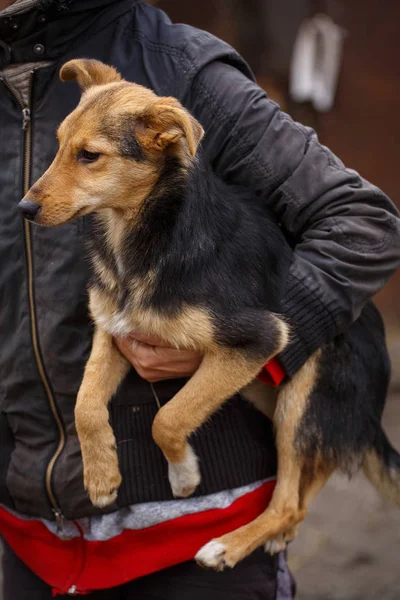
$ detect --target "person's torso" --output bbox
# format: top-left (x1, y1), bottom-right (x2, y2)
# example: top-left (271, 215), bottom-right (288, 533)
top-left (0, 0), bottom-right (277, 521)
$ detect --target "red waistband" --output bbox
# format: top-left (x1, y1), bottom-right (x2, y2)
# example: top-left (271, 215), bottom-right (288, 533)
top-left (0, 480), bottom-right (276, 595)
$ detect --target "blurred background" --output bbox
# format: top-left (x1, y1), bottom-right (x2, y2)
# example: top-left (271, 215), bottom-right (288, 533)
top-left (152, 1), bottom-right (400, 599)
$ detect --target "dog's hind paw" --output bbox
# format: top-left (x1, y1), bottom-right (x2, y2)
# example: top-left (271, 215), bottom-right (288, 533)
top-left (264, 536), bottom-right (287, 555)
top-left (168, 444), bottom-right (201, 498)
top-left (195, 540), bottom-right (231, 571)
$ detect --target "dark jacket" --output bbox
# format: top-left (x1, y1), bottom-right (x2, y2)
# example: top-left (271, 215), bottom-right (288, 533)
top-left (0, 0), bottom-right (398, 521)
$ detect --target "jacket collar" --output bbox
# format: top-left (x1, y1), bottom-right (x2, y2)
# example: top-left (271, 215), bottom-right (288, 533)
top-left (0, 0), bottom-right (134, 68)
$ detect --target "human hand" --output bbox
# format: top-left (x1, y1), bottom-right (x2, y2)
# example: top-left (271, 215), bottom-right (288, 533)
top-left (114, 332), bottom-right (203, 382)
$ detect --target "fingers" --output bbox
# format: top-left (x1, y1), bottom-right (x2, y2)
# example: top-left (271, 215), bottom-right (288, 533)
top-left (114, 336), bottom-right (202, 383)
top-left (126, 331), bottom-right (173, 348)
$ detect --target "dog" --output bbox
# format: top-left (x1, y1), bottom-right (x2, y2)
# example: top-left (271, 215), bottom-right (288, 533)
top-left (19, 59), bottom-right (400, 570)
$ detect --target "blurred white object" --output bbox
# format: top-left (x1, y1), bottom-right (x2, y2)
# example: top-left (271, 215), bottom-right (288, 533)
top-left (290, 14), bottom-right (346, 112)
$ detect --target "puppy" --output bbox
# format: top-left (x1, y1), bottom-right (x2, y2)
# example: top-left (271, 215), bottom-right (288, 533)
top-left (19, 59), bottom-right (400, 570)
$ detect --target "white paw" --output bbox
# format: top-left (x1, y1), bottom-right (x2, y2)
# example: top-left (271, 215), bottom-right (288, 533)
top-left (92, 490), bottom-right (118, 508)
top-left (195, 540), bottom-right (230, 571)
top-left (168, 444), bottom-right (201, 497)
top-left (264, 537), bottom-right (287, 555)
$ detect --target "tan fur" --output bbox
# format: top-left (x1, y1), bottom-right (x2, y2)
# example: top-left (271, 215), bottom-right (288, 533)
top-left (363, 449), bottom-right (400, 506)
top-left (60, 58), bottom-right (122, 90)
top-left (241, 379), bottom-right (278, 421)
top-left (271, 314), bottom-right (291, 353)
top-left (240, 315), bottom-right (290, 418)
top-left (274, 349), bottom-right (321, 429)
top-left (75, 328), bottom-right (130, 506)
top-left (89, 286), bottom-right (214, 351)
top-left (100, 209), bottom-right (131, 258)
top-left (25, 59), bottom-right (329, 555)
top-left (28, 107), bottom-right (160, 226)
top-left (91, 255), bottom-right (119, 293)
top-left (196, 352), bottom-right (323, 568)
top-left (152, 350), bottom-right (269, 466)
top-left (135, 96), bottom-right (204, 159)
top-left (25, 59), bottom-right (203, 227)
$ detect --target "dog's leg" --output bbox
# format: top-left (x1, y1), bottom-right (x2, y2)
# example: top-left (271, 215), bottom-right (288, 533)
top-left (196, 444), bottom-right (304, 569)
top-left (196, 353), bottom-right (320, 569)
top-left (151, 350), bottom-right (267, 498)
top-left (75, 327), bottom-right (130, 507)
top-left (241, 378), bottom-right (278, 421)
top-left (263, 460), bottom-right (335, 555)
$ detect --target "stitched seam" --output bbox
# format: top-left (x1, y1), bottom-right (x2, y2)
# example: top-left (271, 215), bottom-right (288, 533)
top-left (193, 75), bottom-right (320, 191)
top-left (335, 221), bottom-right (394, 253)
top-left (125, 27), bottom-right (197, 66)
top-left (331, 193), bottom-right (397, 252)
top-left (193, 77), bottom-right (283, 186)
top-left (122, 25), bottom-right (348, 195)
top-left (118, 33), bottom-right (393, 308)
top-left (276, 113), bottom-right (310, 142)
top-left (275, 181), bottom-right (301, 208)
top-left (190, 75), bottom-right (348, 324)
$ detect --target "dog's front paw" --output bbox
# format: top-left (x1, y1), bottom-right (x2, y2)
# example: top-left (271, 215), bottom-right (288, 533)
top-left (83, 450), bottom-right (122, 508)
top-left (85, 464), bottom-right (122, 508)
top-left (168, 443), bottom-right (201, 498)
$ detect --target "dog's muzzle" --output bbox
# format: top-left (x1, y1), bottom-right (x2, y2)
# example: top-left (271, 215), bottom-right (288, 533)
top-left (18, 199), bottom-right (41, 221)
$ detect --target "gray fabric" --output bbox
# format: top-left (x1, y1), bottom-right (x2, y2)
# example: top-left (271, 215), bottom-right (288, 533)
top-left (2, 479), bottom-right (268, 541)
top-left (0, 0), bottom-right (51, 104)
top-left (276, 552), bottom-right (296, 599)
top-left (0, 0), bottom-right (39, 16)
top-left (0, 61), bottom-right (53, 105)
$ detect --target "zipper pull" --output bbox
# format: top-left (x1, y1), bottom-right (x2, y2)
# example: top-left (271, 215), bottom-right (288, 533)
top-left (52, 507), bottom-right (65, 534)
top-left (22, 108), bottom-right (31, 130)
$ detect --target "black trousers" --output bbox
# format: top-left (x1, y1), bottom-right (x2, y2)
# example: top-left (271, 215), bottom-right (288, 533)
top-left (2, 540), bottom-right (295, 599)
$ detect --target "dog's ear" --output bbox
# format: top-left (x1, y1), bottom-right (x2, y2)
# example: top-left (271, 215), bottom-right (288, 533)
top-left (60, 59), bottom-right (121, 92)
top-left (136, 97), bottom-right (204, 157)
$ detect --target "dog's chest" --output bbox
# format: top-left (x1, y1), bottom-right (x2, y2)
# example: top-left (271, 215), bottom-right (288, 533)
top-left (89, 264), bottom-right (156, 335)
top-left (88, 229), bottom-right (214, 350)
top-left (88, 283), bottom-right (214, 351)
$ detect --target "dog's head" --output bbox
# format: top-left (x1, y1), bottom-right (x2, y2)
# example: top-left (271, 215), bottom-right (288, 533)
top-left (19, 59), bottom-right (204, 226)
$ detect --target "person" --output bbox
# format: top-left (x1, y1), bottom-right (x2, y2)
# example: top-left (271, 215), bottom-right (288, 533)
top-left (0, 0), bottom-right (399, 598)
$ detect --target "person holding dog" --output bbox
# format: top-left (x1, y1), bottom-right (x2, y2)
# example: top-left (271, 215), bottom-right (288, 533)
top-left (0, 0), bottom-right (399, 598)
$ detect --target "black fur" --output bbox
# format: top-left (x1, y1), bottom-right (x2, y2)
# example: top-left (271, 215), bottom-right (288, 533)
top-left (296, 302), bottom-right (392, 474)
top-left (101, 115), bottom-right (145, 161)
top-left (376, 429), bottom-right (400, 476)
top-left (89, 151), bottom-right (291, 359)
top-left (88, 140), bottom-right (397, 484)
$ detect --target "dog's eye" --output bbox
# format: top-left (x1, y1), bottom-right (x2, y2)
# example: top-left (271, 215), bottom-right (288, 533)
top-left (78, 150), bottom-right (101, 163)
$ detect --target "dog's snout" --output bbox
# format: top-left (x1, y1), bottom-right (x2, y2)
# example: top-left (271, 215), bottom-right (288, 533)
top-left (18, 199), bottom-right (41, 221)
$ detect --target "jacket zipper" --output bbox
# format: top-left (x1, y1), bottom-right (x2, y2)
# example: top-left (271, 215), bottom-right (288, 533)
top-left (150, 383), bottom-right (161, 410)
top-left (1, 74), bottom-right (66, 529)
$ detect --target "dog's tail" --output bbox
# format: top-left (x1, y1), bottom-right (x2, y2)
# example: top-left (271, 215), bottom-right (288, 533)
top-left (363, 429), bottom-right (400, 506)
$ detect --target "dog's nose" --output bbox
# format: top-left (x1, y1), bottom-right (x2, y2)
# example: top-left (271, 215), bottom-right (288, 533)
top-left (18, 199), bottom-right (41, 221)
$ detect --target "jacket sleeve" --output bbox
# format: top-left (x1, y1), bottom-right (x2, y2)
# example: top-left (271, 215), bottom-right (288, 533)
top-left (183, 59), bottom-right (400, 377)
